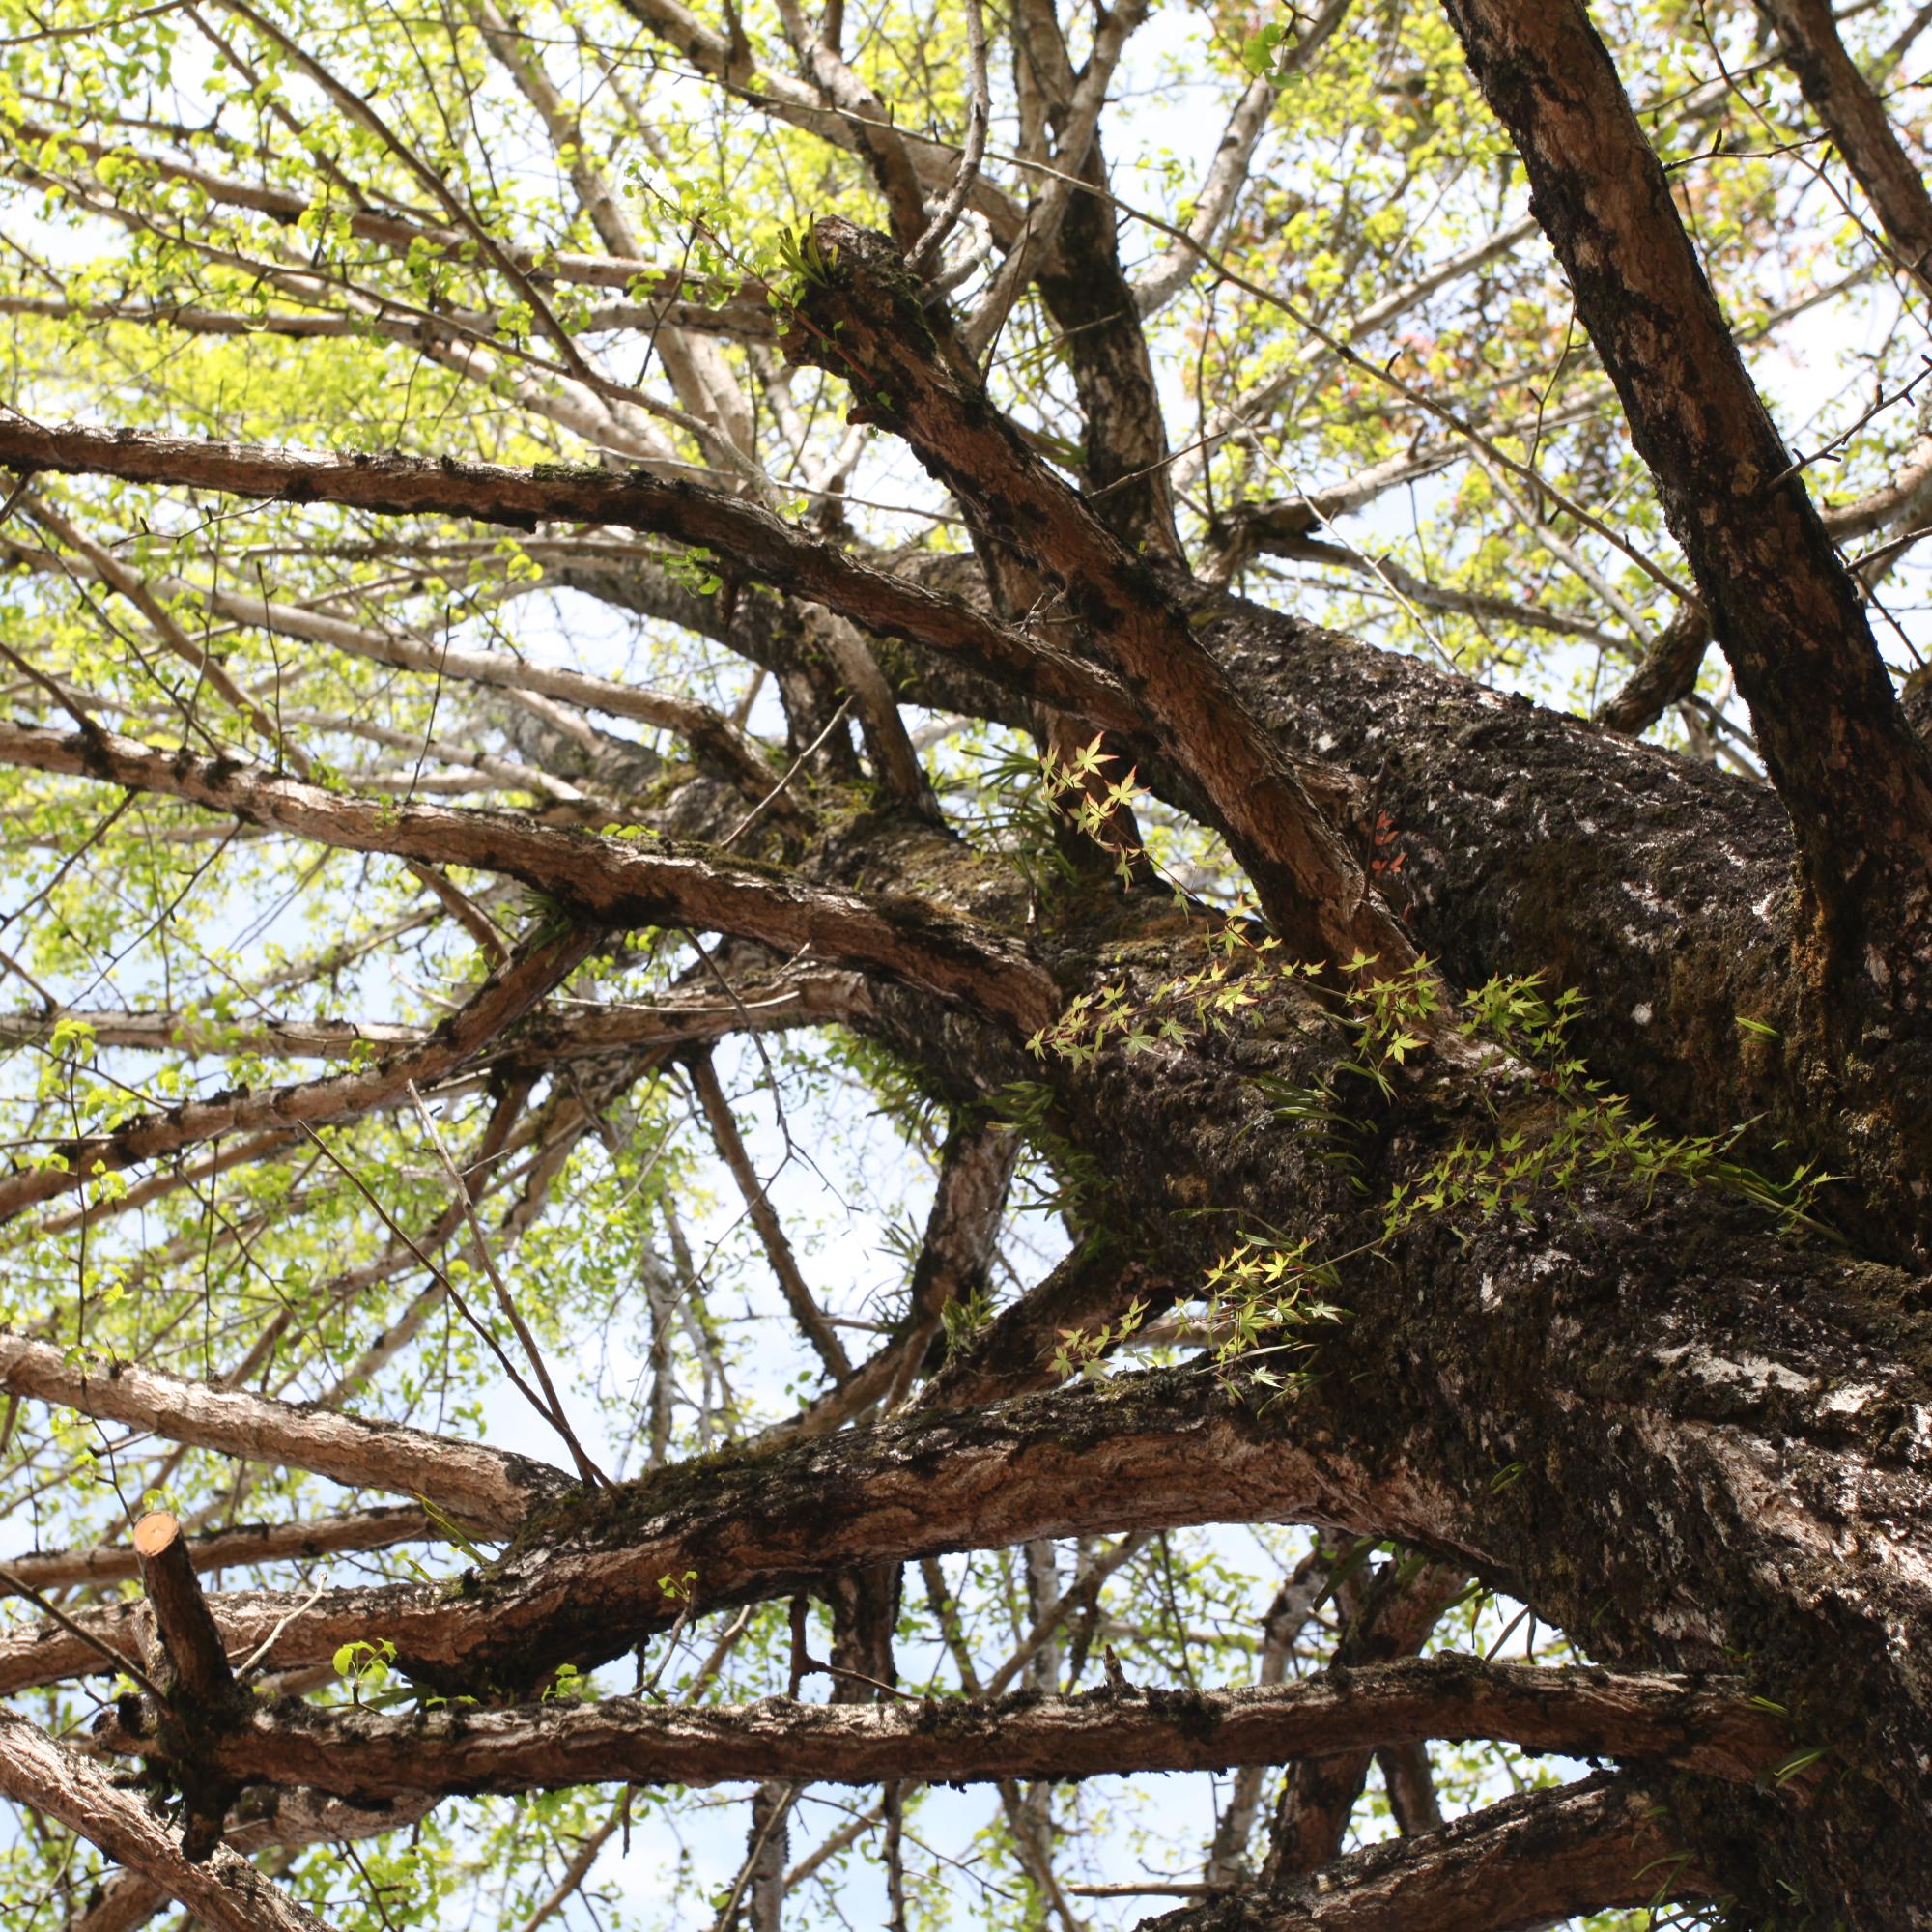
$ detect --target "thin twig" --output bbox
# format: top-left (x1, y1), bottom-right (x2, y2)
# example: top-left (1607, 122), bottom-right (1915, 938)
top-left (407, 1084), bottom-right (607, 1487)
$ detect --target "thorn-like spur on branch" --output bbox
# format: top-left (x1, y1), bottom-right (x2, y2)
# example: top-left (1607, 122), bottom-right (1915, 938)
top-left (0, 1714), bottom-right (336, 1932)
top-left (87, 1657), bottom-right (1788, 1799)
top-left (1142, 1773), bottom-right (1710, 1932)
top-left (0, 1333), bottom-right (570, 1535)
top-left (0, 922), bottom-right (599, 1225)
top-left (1436, 0), bottom-right (1932, 983)
top-left (0, 723), bottom-right (1059, 1037)
top-left (0, 418), bottom-right (1142, 737)
top-left (779, 220), bottom-right (1412, 971)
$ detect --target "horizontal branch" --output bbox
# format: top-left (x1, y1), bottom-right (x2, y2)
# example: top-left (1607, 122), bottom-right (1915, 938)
top-left (90, 1658), bottom-right (1787, 1800)
top-left (0, 419), bottom-right (1140, 735)
top-left (0, 724), bottom-right (1056, 1035)
top-left (0, 1334), bottom-right (568, 1535)
top-left (0, 1365), bottom-right (1441, 1698)
top-left (0, 1506), bottom-right (435, 1596)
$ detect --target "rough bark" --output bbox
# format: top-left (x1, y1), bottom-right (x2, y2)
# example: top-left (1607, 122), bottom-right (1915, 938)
top-left (0, 1716), bottom-right (335, 1932)
top-left (1437, 0), bottom-right (1932, 1030)
top-left (0, 1335), bottom-right (568, 1535)
top-left (88, 1657), bottom-right (1786, 1798)
top-left (1144, 1774), bottom-right (1708, 1932)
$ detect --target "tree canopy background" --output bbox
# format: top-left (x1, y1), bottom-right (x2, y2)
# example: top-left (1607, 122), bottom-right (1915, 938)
top-left (0, 0), bottom-right (1927, 1925)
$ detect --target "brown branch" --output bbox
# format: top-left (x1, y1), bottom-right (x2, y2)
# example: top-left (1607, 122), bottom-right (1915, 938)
top-left (1438, 0), bottom-right (1932, 976)
top-left (0, 1333), bottom-right (570, 1535)
top-left (87, 1657), bottom-right (1788, 1798)
top-left (0, 724), bottom-right (1054, 1034)
top-left (0, 1506), bottom-right (434, 1596)
top-left (686, 1048), bottom-right (852, 1379)
top-left (0, 922), bottom-right (599, 1224)
top-left (0, 418), bottom-right (1139, 738)
top-left (771, 0), bottom-right (927, 249)
top-left (1205, 1550), bottom-right (1337, 1887)
top-left (1594, 601), bottom-right (1712, 736)
top-left (782, 220), bottom-right (1409, 970)
top-left (1141, 1773), bottom-right (1710, 1932)
top-left (69, 1787), bottom-right (433, 1932)
top-left (132, 1511), bottom-right (242, 1861)
top-left (754, 1115), bottom-right (1016, 1443)
top-left (0, 1715), bottom-right (334, 1932)
top-left (0, 1362), bottom-right (1460, 1699)
top-left (132, 1512), bottom-right (237, 1712)
top-left (1757, 0), bottom-right (1932, 297)
top-left (920, 1246), bottom-right (1175, 1409)
top-left (1267, 1558), bottom-right (1469, 1880)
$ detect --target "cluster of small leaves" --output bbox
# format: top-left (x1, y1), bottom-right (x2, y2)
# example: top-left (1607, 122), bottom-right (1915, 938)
top-left (1384, 976), bottom-right (1837, 1239)
top-left (1026, 924), bottom-right (1316, 1066)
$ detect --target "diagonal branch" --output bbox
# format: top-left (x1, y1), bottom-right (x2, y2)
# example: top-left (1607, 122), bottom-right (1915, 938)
top-left (1437, 0), bottom-right (1932, 986)
top-left (1265, 1557), bottom-right (1469, 1880)
top-left (0, 1715), bottom-right (335, 1932)
top-left (0, 1332), bottom-right (570, 1535)
top-left (69, 1785), bottom-right (433, 1932)
top-left (1141, 1773), bottom-right (1710, 1932)
top-left (0, 723), bottom-right (1057, 1035)
top-left (783, 222), bottom-right (1411, 968)
top-left (1756, 0), bottom-right (1932, 296)
top-left (0, 924), bottom-right (599, 1224)
top-left (687, 1048), bottom-right (852, 1379)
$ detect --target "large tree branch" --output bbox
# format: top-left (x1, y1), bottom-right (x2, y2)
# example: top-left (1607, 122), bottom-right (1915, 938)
top-left (757, 1115), bottom-right (1019, 1443)
top-left (89, 1657), bottom-right (1786, 1798)
top-left (69, 1786), bottom-right (433, 1932)
top-left (0, 419), bottom-right (1141, 737)
top-left (0, 1716), bottom-right (333, 1932)
top-left (0, 1334), bottom-right (568, 1535)
top-left (1436, 0), bottom-right (1932, 992)
top-left (1757, 0), bottom-right (1932, 295)
top-left (0, 724), bottom-right (1058, 1036)
top-left (783, 222), bottom-right (1410, 969)
top-left (1142, 1774), bottom-right (1709, 1932)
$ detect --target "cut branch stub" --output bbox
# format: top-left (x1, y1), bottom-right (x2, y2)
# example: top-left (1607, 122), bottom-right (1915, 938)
top-left (132, 1510), bottom-right (242, 1861)
top-left (133, 1512), bottom-right (238, 1712)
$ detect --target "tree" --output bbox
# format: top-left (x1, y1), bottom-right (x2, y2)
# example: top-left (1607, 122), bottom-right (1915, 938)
top-left (0, 0), bottom-right (1927, 1922)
